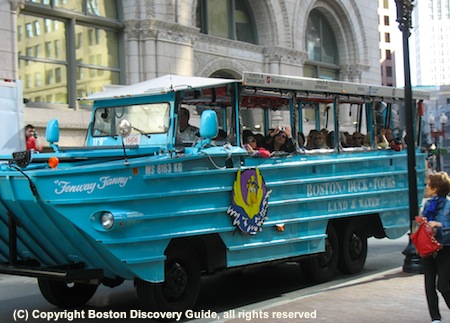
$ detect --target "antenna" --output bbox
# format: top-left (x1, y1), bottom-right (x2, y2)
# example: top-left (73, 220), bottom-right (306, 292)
top-left (169, 75), bottom-right (174, 91)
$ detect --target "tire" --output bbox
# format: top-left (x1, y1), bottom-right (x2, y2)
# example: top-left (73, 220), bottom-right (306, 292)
top-left (136, 242), bottom-right (201, 314)
top-left (301, 224), bottom-right (339, 283)
top-left (337, 219), bottom-right (368, 274)
top-left (37, 279), bottom-right (98, 308)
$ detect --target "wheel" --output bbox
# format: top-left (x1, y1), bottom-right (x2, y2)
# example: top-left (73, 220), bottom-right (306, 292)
top-left (337, 219), bottom-right (368, 274)
top-left (301, 224), bottom-right (339, 283)
top-left (136, 242), bottom-right (201, 314)
top-left (37, 279), bottom-right (98, 308)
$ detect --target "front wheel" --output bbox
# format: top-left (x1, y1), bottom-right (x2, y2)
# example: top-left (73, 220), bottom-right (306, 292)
top-left (301, 224), bottom-right (339, 283)
top-left (337, 219), bottom-right (368, 274)
top-left (136, 242), bottom-right (201, 314)
top-left (37, 279), bottom-right (98, 308)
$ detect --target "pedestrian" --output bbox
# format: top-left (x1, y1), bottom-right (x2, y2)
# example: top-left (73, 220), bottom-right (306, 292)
top-left (25, 124), bottom-right (43, 152)
top-left (421, 171), bottom-right (450, 323)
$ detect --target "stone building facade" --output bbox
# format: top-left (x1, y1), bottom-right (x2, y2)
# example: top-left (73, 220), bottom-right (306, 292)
top-left (1, 0), bottom-right (380, 147)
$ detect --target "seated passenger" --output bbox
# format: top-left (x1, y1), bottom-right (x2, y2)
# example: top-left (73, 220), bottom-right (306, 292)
top-left (325, 131), bottom-right (343, 148)
top-left (352, 132), bottom-right (365, 147)
top-left (389, 135), bottom-right (403, 151)
top-left (376, 128), bottom-right (401, 151)
top-left (178, 107), bottom-right (199, 142)
top-left (263, 126), bottom-right (296, 153)
top-left (343, 132), bottom-right (353, 147)
top-left (306, 129), bottom-right (328, 149)
top-left (321, 129), bottom-right (331, 147)
top-left (213, 129), bottom-right (227, 145)
top-left (244, 134), bottom-right (270, 158)
top-left (297, 132), bottom-right (305, 149)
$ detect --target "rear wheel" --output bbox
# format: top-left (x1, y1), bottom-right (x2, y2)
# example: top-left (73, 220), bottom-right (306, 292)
top-left (337, 219), bottom-right (368, 274)
top-left (301, 224), bottom-right (339, 283)
top-left (136, 242), bottom-right (201, 314)
top-left (37, 279), bottom-right (98, 308)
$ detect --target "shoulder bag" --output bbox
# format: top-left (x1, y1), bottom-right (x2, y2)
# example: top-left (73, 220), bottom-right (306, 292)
top-left (410, 216), bottom-right (442, 258)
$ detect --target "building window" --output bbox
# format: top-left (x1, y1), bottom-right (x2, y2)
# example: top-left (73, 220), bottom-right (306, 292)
top-left (384, 15), bottom-right (390, 26)
top-left (304, 9), bottom-right (339, 80)
top-left (386, 66), bottom-right (393, 77)
top-left (386, 49), bottom-right (392, 60)
top-left (385, 32), bottom-right (391, 43)
top-left (18, 0), bottom-right (123, 109)
top-left (196, 0), bottom-right (258, 44)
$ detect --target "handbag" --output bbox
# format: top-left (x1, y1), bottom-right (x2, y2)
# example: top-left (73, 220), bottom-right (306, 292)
top-left (410, 216), bottom-right (442, 257)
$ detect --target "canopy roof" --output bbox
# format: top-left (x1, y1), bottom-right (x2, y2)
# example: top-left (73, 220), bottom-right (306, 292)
top-left (85, 74), bottom-right (238, 101)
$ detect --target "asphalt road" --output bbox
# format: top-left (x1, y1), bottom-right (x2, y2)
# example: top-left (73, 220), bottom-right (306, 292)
top-left (0, 234), bottom-right (411, 323)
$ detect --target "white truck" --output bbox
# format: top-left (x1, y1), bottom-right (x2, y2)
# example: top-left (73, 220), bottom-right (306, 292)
top-left (0, 79), bottom-right (24, 154)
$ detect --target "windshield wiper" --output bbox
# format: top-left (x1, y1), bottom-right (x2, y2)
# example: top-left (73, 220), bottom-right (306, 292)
top-left (93, 128), bottom-right (119, 140)
top-left (132, 126), bottom-right (151, 138)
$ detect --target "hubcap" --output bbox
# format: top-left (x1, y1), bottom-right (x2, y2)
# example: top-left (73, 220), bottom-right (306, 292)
top-left (349, 233), bottom-right (362, 259)
top-left (318, 239), bottom-right (334, 267)
top-left (163, 262), bottom-right (188, 301)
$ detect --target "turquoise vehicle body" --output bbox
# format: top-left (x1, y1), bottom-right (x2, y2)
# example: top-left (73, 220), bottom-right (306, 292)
top-left (0, 73), bottom-right (428, 313)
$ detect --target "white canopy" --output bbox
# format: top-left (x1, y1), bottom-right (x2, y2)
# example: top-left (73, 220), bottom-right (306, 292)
top-left (84, 74), bottom-right (238, 101)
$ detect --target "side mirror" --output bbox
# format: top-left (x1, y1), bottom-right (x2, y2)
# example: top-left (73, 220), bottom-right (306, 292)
top-left (199, 110), bottom-right (218, 139)
top-left (46, 119), bottom-right (60, 152)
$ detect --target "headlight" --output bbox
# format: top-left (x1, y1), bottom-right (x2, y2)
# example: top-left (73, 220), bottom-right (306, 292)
top-left (100, 212), bottom-right (114, 230)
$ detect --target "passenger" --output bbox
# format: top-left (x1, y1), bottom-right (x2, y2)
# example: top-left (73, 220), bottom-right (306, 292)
top-left (320, 129), bottom-right (331, 147)
top-left (342, 132), bottom-right (352, 147)
top-left (306, 129), bottom-right (328, 149)
top-left (326, 131), bottom-right (344, 148)
top-left (255, 133), bottom-right (265, 145)
top-left (242, 129), bottom-right (254, 142)
top-left (389, 135), bottom-right (403, 151)
top-left (178, 108), bottom-right (199, 142)
top-left (375, 127), bottom-right (402, 150)
top-left (213, 129), bottom-right (227, 144)
top-left (25, 124), bottom-right (43, 152)
top-left (363, 133), bottom-right (372, 147)
top-left (297, 132), bottom-right (305, 149)
top-left (382, 127), bottom-right (394, 142)
top-left (263, 126), bottom-right (295, 153)
top-left (376, 128), bottom-right (390, 149)
top-left (305, 130), bottom-right (317, 149)
top-left (327, 131), bottom-right (335, 148)
top-left (352, 132), bottom-right (365, 147)
top-left (244, 134), bottom-right (270, 158)
top-left (336, 131), bottom-right (349, 148)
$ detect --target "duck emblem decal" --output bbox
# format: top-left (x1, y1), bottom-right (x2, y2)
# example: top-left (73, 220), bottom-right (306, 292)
top-left (227, 168), bottom-right (271, 234)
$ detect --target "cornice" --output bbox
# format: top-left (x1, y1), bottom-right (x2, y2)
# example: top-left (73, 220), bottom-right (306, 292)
top-left (123, 19), bottom-right (199, 43)
top-left (9, 0), bottom-right (25, 12)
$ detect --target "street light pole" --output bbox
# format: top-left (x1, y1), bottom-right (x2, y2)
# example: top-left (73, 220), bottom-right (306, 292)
top-left (395, 0), bottom-right (421, 273)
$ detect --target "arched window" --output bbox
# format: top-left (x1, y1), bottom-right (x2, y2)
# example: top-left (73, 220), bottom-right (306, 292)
top-left (304, 9), bottom-right (339, 80)
top-left (196, 0), bottom-right (257, 44)
top-left (18, 0), bottom-right (123, 109)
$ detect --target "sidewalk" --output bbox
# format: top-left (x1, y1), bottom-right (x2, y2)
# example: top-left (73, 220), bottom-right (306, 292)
top-left (220, 267), bottom-right (450, 323)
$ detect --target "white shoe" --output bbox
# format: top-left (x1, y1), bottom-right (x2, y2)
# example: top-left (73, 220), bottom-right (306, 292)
top-left (431, 320), bottom-right (441, 323)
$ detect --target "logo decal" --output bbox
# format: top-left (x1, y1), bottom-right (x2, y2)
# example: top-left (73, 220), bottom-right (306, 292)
top-left (54, 176), bottom-right (131, 194)
top-left (227, 168), bottom-right (271, 234)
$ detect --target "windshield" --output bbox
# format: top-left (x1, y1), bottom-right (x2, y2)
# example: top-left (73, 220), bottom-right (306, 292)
top-left (92, 103), bottom-right (170, 137)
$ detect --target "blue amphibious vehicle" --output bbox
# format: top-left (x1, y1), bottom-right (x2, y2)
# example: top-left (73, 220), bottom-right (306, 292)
top-left (0, 72), bottom-right (428, 314)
